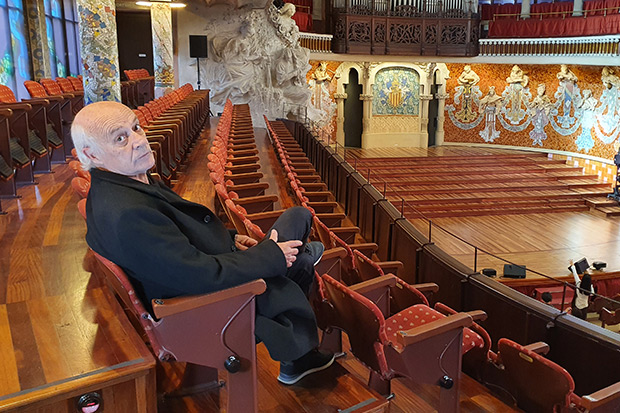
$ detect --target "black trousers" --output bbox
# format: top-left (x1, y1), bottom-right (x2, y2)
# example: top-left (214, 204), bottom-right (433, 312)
top-left (254, 206), bottom-right (319, 361)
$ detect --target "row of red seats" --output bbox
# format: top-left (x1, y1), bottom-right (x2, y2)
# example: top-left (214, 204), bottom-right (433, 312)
top-left (132, 84), bottom-right (209, 186)
top-left (123, 68), bottom-right (154, 107)
top-left (265, 117), bottom-right (493, 410)
top-left (0, 77), bottom-right (84, 199)
top-left (481, 0), bottom-right (620, 20)
top-left (266, 119), bottom-right (620, 413)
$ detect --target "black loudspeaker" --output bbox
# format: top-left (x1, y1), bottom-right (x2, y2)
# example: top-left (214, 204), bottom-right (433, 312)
top-left (189, 35), bottom-right (208, 58)
top-left (568, 258), bottom-right (589, 274)
top-left (503, 264), bottom-right (526, 279)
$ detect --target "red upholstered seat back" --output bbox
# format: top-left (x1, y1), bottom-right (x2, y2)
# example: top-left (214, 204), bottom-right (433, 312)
top-left (24, 80), bottom-right (49, 98)
top-left (40, 78), bottom-right (63, 96)
top-left (0, 85), bottom-right (17, 103)
top-left (320, 273), bottom-right (392, 378)
top-left (498, 338), bottom-right (575, 412)
top-left (93, 252), bottom-right (174, 361)
top-left (71, 176), bottom-right (90, 198)
top-left (56, 77), bottom-right (75, 92)
top-left (67, 76), bottom-right (83, 91)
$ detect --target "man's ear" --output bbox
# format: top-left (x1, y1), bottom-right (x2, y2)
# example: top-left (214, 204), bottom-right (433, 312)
top-left (82, 147), bottom-right (102, 166)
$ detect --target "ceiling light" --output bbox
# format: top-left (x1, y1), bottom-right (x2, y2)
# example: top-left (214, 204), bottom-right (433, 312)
top-left (135, 0), bottom-right (186, 7)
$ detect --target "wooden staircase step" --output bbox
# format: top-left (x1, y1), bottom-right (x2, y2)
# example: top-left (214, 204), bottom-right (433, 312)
top-left (584, 197), bottom-right (620, 208)
top-left (404, 198), bottom-right (585, 211)
top-left (596, 206), bottom-right (620, 217)
top-left (388, 190), bottom-right (586, 204)
top-left (406, 204), bottom-right (590, 218)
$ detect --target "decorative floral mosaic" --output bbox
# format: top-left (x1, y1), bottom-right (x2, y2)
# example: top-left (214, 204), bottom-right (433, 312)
top-left (151, 3), bottom-right (174, 94)
top-left (372, 67), bottom-right (420, 116)
top-left (77, 0), bottom-right (120, 103)
top-left (444, 63), bottom-right (620, 160)
top-left (25, 0), bottom-right (50, 80)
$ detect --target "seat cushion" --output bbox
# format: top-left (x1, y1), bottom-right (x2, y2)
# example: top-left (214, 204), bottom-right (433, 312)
top-left (386, 304), bottom-right (484, 352)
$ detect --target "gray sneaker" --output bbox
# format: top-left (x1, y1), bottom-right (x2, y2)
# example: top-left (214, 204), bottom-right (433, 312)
top-left (305, 241), bottom-right (324, 266)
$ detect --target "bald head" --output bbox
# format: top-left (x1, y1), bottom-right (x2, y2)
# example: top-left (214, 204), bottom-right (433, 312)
top-left (71, 101), bottom-right (154, 179)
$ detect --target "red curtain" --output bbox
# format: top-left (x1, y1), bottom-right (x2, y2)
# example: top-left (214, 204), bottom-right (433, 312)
top-left (489, 13), bottom-right (620, 37)
top-left (292, 12), bottom-right (313, 32)
top-left (482, 0), bottom-right (620, 20)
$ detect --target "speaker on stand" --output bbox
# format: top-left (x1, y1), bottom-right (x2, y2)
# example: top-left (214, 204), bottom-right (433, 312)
top-left (189, 35), bottom-right (208, 90)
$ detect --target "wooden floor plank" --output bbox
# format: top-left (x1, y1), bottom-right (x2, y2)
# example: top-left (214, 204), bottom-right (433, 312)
top-left (0, 306), bottom-right (21, 396)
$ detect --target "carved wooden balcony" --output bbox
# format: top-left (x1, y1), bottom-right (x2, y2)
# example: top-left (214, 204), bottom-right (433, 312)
top-left (328, 0), bottom-right (480, 56)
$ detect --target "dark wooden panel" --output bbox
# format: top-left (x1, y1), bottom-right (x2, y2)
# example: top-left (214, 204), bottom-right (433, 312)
top-left (390, 219), bottom-right (428, 285)
top-left (358, 184), bottom-right (384, 243)
top-left (374, 200), bottom-right (404, 262)
top-left (346, 172), bottom-right (366, 226)
top-left (418, 243), bottom-right (474, 309)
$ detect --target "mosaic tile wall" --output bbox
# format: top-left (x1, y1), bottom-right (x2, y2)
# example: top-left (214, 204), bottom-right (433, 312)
top-left (444, 63), bottom-right (620, 161)
top-left (372, 66), bottom-right (420, 116)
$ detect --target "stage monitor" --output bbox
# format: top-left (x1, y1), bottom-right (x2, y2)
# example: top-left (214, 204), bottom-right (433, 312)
top-left (570, 258), bottom-right (590, 274)
top-left (189, 35), bottom-right (208, 58)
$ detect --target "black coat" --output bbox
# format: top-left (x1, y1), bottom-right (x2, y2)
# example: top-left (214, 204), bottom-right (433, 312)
top-left (86, 169), bottom-right (318, 361)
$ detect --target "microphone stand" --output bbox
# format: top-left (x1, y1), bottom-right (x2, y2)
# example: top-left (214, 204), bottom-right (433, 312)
top-left (196, 57), bottom-right (201, 90)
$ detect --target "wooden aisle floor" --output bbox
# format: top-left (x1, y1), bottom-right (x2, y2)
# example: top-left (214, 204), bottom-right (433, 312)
top-left (0, 118), bottom-right (520, 412)
top-left (342, 146), bottom-right (620, 284)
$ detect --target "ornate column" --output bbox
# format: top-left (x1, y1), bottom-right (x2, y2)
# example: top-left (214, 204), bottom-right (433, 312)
top-left (25, 0), bottom-right (51, 80)
top-left (151, 2), bottom-right (174, 97)
top-left (435, 92), bottom-right (450, 146)
top-left (520, 0), bottom-right (531, 19)
top-left (334, 92), bottom-right (347, 147)
top-left (360, 93), bottom-right (373, 148)
top-left (572, 0), bottom-right (584, 16)
top-left (76, 0), bottom-right (121, 103)
top-left (419, 93), bottom-right (433, 148)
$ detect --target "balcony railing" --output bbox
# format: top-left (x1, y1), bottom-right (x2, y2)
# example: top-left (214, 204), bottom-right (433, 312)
top-left (328, 0), bottom-right (480, 56)
top-left (479, 34), bottom-right (620, 56)
top-left (299, 33), bottom-right (334, 53)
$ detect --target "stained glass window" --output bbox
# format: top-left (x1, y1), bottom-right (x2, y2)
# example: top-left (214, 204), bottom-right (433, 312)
top-left (45, 0), bottom-right (81, 79)
top-left (0, 0), bottom-right (30, 99)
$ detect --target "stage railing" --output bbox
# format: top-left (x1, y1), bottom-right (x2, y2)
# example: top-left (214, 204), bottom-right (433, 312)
top-left (280, 118), bottom-right (620, 398)
top-left (299, 33), bottom-right (333, 53)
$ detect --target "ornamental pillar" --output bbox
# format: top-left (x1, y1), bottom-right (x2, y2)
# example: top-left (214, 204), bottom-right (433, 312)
top-left (76, 0), bottom-right (121, 103)
top-left (334, 92), bottom-right (347, 147)
top-left (151, 2), bottom-right (174, 97)
top-left (360, 93), bottom-right (373, 148)
top-left (520, 0), bottom-right (531, 19)
top-left (435, 92), bottom-right (450, 146)
top-left (24, 0), bottom-right (51, 80)
top-left (419, 93), bottom-right (433, 148)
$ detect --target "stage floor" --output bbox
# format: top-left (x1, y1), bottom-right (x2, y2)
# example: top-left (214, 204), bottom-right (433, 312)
top-left (343, 146), bottom-right (620, 283)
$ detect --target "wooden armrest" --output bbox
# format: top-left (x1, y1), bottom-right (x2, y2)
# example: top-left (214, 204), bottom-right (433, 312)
top-left (581, 381), bottom-right (620, 411)
top-left (0, 108), bottom-right (12, 118)
top-left (466, 310), bottom-right (487, 322)
top-left (376, 261), bottom-right (404, 276)
top-left (61, 93), bottom-right (76, 99)
top-left (0, 102), bottom-right (32, 111)
top-left (315, 247), bottom-right (347, 278)
top-left (523, 341), bottom-right (550, 355)
top-left (350, 274), bottom-right (397, 295)
top-left (22, 98), bottom-right (51, 105)
top-left (152, 279), bottom-right (267, 318)
top-left (349, 243), bottom-right (379, 257)
top-left (408, 282), bottom-right (439, 294)
top-left (397, 312), bottom-right (474, 347)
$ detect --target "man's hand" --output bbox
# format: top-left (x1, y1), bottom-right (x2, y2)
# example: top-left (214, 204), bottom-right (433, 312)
top-left (235, 234), bottom-right (258, 251)
top-left (270, 229), bottom-right (302, 268)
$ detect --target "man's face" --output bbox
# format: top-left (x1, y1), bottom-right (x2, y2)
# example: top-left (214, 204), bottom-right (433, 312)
top-left (84, 103), bottom-right (155, 177)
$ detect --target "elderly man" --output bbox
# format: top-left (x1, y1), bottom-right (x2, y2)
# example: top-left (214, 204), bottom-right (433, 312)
top-left (72, 101), bottom-right (333, 385)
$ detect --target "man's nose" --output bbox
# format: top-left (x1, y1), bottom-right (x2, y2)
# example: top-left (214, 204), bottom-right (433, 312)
top-left (132, 132), bottom-right (149, 148)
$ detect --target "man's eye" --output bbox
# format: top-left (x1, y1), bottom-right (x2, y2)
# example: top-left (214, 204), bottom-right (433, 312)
top-left (115, 135), bottom-right (127, 143)
top-left (134, 124), bottom-right (141, 131)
